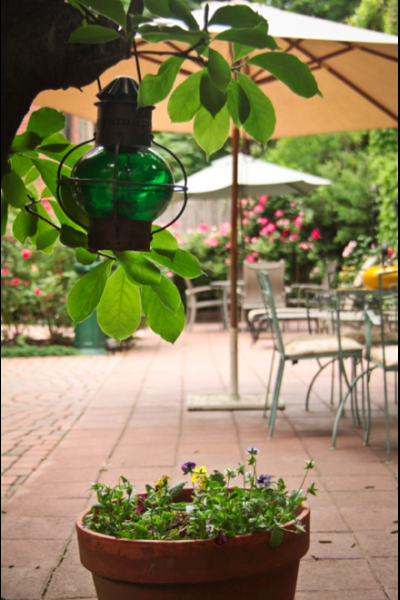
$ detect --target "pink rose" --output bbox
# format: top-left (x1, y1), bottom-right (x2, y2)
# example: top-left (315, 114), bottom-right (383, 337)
top-left (254, 205), bottom-right (263, 214)
top-left (167, 271), bottom-right (174, 278)
top-left (311, 229), bottom-right (321, 240)
top-left (281, 237), bottom-right (287, 242)
top-left (224, 259), bottom-right (230, 265)
top-left (225, 242), bottom-right (232, 249)
top-left (258, 258), bottom-right (263, 263)
top-left (290, 201), bottom-right (297, 207)
top-left (197, 224), bottom-right (209, 234)
top-left (309, 243), bottom-right (315, 249)
top-left (289, 233), bottom-right (299, 242)
top-left (253, 251), bottom-right (259, 258)
top-left (34, 288), bottom-right (42, 295)
top-left (31, 265), bottom-right (38, 272)
top-left (275, 210), bottom-right (284, 218)
top-left (249, 200), bottom-right (255, 207)
top-left (22, 248), bottom-right (33, 259)
top-left (299, 242), bottom-right (309, 250)
top-left (245, 237), bottom-right (250, 243)
top-left (25, 281), bottom-right (30, 286)
top-left (244, 210), bottom-right (250, 217)
top-left (282, 230), bottom-right (289, 236)
top-left (259, 195), bottom-right (268, 205)
top-left (10, 278), bottom-right (21, 286)
top-left (1, 269), bottom-right (10, 275)
top-left (265, 223), bottom-right (277, 234)
top-left (220, 223), bottom-right (231, 236)
top-left (314, 268), bottom-right (320, 273)
top-left (4, 236), bottom-right (10, 241)
top-left (242, 219), bottom-right (249, 226)
top-left (246, 255), bottom-right (255, 263)
top-left (241, 199), bottom-right (248, 206)
top-left (251, 237), bottom-right (258, 244)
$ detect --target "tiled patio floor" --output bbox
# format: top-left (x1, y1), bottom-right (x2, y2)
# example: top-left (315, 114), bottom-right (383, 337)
top-left (1, 325), bottom-right (398, 600)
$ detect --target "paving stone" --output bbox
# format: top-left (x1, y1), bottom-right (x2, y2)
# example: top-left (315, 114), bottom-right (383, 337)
top-left (297, 559), bottom-right (381, 591)
top-left (1, 566), bottom-right (52, 600)
top-left (45, 558), bottom-right (96, 599)
top-left (370, 557), bottom-right (399, 590)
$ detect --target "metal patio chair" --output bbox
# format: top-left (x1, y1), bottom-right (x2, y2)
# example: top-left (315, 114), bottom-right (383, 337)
top-left (257, 271), bottom-right (364, 439)
top-left (184, 279), bottom-right (225, 332)
top-left (332, 271), bottom-right (398, 463)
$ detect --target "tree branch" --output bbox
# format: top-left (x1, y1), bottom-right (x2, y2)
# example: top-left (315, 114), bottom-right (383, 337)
top-left (1, 0), bottom-right (129, 179)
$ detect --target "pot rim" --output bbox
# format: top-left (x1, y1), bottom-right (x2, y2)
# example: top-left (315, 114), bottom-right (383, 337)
top-left (76, 499), bottom-right (310, 546)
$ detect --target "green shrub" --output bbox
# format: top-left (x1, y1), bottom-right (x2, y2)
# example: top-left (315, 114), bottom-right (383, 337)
top-left (1, 345), bottom-right (78, 358)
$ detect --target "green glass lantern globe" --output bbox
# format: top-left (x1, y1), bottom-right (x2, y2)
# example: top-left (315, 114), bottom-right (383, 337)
top-left (69, 77), bottom-right (174, 252)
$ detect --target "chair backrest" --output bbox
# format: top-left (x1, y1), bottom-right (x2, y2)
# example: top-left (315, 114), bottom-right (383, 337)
top-left (321, 261), bottom-right (338, 289)
top-left (184, 278), bottom-right (193, 291)
top-left (353, 255), bottom-right (378, 288)
top-left (242, 261), bottom-right (285, 311)
top-left (257, 271), bottom-right (286, 357)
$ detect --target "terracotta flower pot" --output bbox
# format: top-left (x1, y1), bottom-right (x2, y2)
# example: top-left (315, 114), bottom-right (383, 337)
top-left (76, 489), bottom-right (310, 600)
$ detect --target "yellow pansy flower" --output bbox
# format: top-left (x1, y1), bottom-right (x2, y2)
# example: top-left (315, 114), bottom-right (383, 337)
top-left (192, 466), bottom-right (207, 488)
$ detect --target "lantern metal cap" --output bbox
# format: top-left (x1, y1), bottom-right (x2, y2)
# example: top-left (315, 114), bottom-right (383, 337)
top-left (97, 77), bottom-right (140, 105)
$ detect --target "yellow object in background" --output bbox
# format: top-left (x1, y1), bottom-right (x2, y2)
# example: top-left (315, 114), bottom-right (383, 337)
top-left (363, 266), bottom-right (399, 290)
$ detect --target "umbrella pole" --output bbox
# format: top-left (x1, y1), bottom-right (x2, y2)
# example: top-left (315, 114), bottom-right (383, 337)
top-left (229, 126), bottom-right (240, 400)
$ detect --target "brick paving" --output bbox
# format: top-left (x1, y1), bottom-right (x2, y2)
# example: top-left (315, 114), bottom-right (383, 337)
top-left (1, 325), bottom-right (398, 600)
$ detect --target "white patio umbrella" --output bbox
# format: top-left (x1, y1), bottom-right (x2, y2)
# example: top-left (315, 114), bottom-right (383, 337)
top-left (172, 153), bottom-right (332, 202)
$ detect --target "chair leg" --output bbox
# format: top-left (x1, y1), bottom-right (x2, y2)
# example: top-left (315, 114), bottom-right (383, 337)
top-left (364, 365), bottom-right (374, 447)
top-left (383, 370), bottom-right (393, 464)
top-left (269, 358), bottom-right (285, 438)
top-left (330, 358), bottom-right (336, 406)
top-left (305, 359), bottom-right (336, 411)
top-left (187, 304), bottom-right (196, 332)
top-left (351, 358), bottom-right (362, 427)
top-left (255, 316), bottom-right (267, 344)
top-left (263, 347), bottom-right (276, 418)
top-left (395, 371), bottom-right (398, 405)
top-left (331, 367), bottom-right (372, 450)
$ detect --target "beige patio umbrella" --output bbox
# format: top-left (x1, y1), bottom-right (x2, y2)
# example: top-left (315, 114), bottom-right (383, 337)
top-left (34, 1), bottom-right (398, 405)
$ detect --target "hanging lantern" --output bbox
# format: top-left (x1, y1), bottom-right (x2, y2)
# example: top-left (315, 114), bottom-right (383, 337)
top-left (57, 77), bottom-right (187, 252)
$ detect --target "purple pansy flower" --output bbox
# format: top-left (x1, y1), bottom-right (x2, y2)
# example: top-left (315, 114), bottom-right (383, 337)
top-left (257, 474), bottom-right (272, 488)
top-left (181, 461), bottom-right (196, 475)
top-left (135, 494), bottom-right (146, 514)
top-left (213, 529), bottom-right (228, 548)
top-left (245, 446), bottom-right (260, 455)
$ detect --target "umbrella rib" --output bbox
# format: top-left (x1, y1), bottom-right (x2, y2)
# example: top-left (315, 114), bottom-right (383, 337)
top-left (135, 53), bottom-right (195, 76)
top-left (354, 44), bottom-right (399, 63)
top-left (285, 40), bottom-right (398, 123)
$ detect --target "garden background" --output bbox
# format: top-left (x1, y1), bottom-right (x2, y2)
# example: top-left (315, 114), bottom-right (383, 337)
top-left (2, 0), bottom-right (398, 350)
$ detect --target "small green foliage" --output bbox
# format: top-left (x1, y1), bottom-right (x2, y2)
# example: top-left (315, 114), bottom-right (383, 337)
top-left (1, 345), bottom-right (78, 358)
top-left (194, 105), bottom-right (230, 160)
top-left (168, 71), bottom-right (202, 123)
top-left (141, 286), bottom-right (185, 343)
top-left (36, 229), bottom-right (60, 251)
top-left (2, 171), bottom-right (28, 209)
top-left (12, 209), bottom-right (38, 244)
top-left (144, 248), bottom-right (202, 278)
top-left (69, 25), bottom-right (124, 44)
top-left (207, 49), bottom-right (232, 93)
top-left (237, 73), bottom-right (276, 144)
top-left (26, 107), bottom-right (66, 139)
top-left (84, 451), bottom-right (317, 546)
top-left (60, 224), bottom-right (89, 249)
top-left (78, 0), bottom-right (127, 30)
top-left (114, 251), bottom-right (162, 285)
top-left (209, 5), bottom-right (268, 29)
top-left (138, 56), bottom-right (186, 108)
top-left (97, 267), bottom-right (142, 343)
top-left (76, 247), bottom-right (98, 266)
top-left (214, 28), bottom-right (279, 50)
top-left (67, 259), bottom-right (113, 326)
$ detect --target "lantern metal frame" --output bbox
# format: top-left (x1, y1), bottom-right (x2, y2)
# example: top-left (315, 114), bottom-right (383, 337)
top-left (25, 40), bottom-right (190, 256)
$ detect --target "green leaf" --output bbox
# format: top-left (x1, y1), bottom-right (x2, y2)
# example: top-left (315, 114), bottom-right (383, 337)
top-left (138, 24), bottom-right (205, 45)
top-left (210, 5), bottom-right (267, 29)
top-left (60, 224), bottom-right (89, 249)
top-left (12, 208), bottom-right (38, 243)
top-left (168, 481), bottom-right (187, 498)
top-left (214, 29), bottom-right (279, 51)
top-left (151, 274), bottom-right (181, 313)
top-left (41, 187), bottom-right (52, 199)
top-left (67, 0), bottom-right (86, 14)
top-left (39, 143), bottom-right (71, 153)
top-left (27, 107), bottom-right (66, 139)
top-left (142, 286), bottom-right (185, 343)
top-left (1, 193), bottom-right (8, 237)
top-left (138, 56), bottom-right (185, 107)
top-left (144, 248), bottom-right (202, 278)
top-left (10, 132), bottom-right (42, 154)
top-left (97, 267), bottom-right (142, 343)
top-left (59, 178), bottom-right (89, 229)
top-left (67, 260), bottom-right (113, 326)
top-left (78, 0), bottom-right (127, 29)
top-left (48, 199), bottom-right (87, 232)
top-left (237, 73), bottom-right (276, 144)
top-left (24, 168), bottom-right (40, 186)
top-left (247, 53), bottom-right (322, 98)
top-left (233, 43), bottom-right (255, 62)
top-left (194, 104), bottom-right (230, 160)
top-left (270, 527), bottom-right (284, 548)
top-left (36, 229), bottom-right (60, 250)
top-left (1, 171), bottom-right (28, 209)
top-left (144, 0), bottom-right (173, 17)
top-left (31, 158), bottom-right (71, 201)
top-left (227, 78), bottom-right (251, 127)
top-left (130, 14), bottom-right (152, 28)
top-left (10, 155), bottom-right (33, 178)
top-left (208, 49), bottom-right (232, 93)
top-left (168, 0), bottom-right (199, 30)
top-left (167, 70), bottom-right (202, 123)
top-left (26, 183), bottom-right (40, 200)
top-left (76, 247), bottom-right (98, 266)
top-left (29, 203), bottom-right (56, 254)
top-left (200, 69), bottom-right (228, 118)
top-left (151, 226), bottom-right (178, 258)
top-left (39, 134), bottom-right (93, 169)
top-left (68, 25), bottom-right (123, 44)
top-left (114, 251), bottom-right (162, 285)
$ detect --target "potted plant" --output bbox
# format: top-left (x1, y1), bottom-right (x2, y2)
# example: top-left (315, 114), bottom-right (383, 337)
top-left (76, 448), bottom-right (317, 600)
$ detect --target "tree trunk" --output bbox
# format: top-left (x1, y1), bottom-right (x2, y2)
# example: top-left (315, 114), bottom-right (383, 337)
top-left (1, 0), bottom-right (130, 180)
